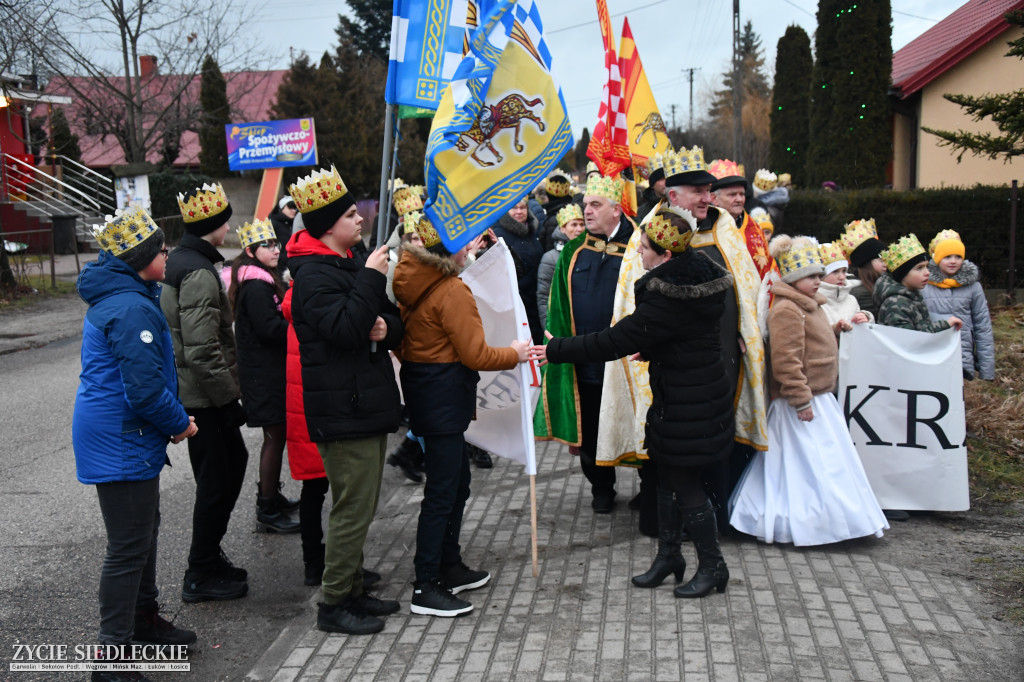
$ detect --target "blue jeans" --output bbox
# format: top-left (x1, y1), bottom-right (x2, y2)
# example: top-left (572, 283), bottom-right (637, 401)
top-left (95, 476), bottom-right (160, 645)
top-left (414, 433), bottom-right (471, 582)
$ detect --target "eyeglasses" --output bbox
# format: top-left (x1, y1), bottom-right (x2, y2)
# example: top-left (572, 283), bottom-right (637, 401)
top-left (159, 248), bottom-right (170, 257)
top-left (255, 241), bottom-right (280, 251)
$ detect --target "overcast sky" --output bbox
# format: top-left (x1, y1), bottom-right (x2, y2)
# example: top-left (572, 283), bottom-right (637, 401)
top-left (248, 0), bottom-right (969, 138)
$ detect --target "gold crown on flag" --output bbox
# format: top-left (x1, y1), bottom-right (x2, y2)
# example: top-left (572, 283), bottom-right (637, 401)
top-left (708, 158), bottom-right (742, 180)
top-left (776, 236), bottom-right (824, 281)
top-left (546, 171), bottom-right (573, 198)
top-left (93, 205), bottom-right (159, 256)
top-left (819, 240), bottom-right (847, 267)
top-left (412, 212), bottom-right (442, 248)
top-left (928, 229), bottom-right (962, 256)
top-left (753, 169), bottom-right (778, 192)
top-left (645, 206), bottom-right (697, 253)
top-left (880, 234), bottom-right (926, 273)
top-left (393, 186), bottom-right (424, 216)
top-left (839, 218), bottom-right (878, 257)
top-left (664, 146), bottom-right (709, 177)
top-left (177, 183), bottom-right (230, 224)
top-left (289, 166), bottom-right (350, 213)
top-left (584, 174), bottom-right (624, 204)
top-left (556, 203), bottom-right (583, 228)
top-left (238, 219), bottom-right (276, 250)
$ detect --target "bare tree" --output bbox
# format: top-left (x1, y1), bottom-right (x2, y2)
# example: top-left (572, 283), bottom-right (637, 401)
top-left (30, 0), bottom-right (272, 166)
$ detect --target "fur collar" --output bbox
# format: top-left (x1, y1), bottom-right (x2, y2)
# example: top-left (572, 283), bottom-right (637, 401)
top-left (497, 211), bottom-right (537, 238)
top-left (772, 278), bottom-right (826, 311)
top-left (818, 278), bottom-right (852, 303)
top-left (927, 259), bottom-right (979, 287)
top-left (642, 249), bottom-right (734, 300)
top-left (402, 243), bottom-right (462, 277)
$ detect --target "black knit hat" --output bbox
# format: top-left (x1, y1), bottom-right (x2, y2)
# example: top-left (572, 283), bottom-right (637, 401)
top-left (116, 227), bottom-right (165, 272)
top-left (890, 252), bottom-right (927, 283)
top-left (848, 237), bottom-right (883, 268)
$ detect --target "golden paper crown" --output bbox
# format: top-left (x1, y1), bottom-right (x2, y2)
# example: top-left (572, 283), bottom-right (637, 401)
top-left (777, 172), bottom-right (792, 186)
top-left (177, 183), bottom-right (230, 224)
top-left (393, 186), bottom-right (424, 216)
top-left (388, 177), bottom-right (407, 191)
top-left (752, 169), bottom-right (778, 192)
top-left (839, 218), bottom-right (879, 257)
top-left (546, 171), bottom-right (573, 198)
top-left (819, 240), bottom-right (847, 267)
top-left (586, 160), bottom-right (599, 175)
top-left (664, 146), bottom-right (708, 178)
top-left (646, 151), bottom-right (669, 175)
top-left (93, 205), bottom-right (159, 256)
top-left (556, 203), bottom-right (583, 228)
top-left (413, 213), bottom-right (441, 248)
top-left (288, 166), bottom-right (350, 214)
top-left (708, 159), bottom-right (742, 180)
top-left (402, 210), bottom-right (423, 236)
top-left (584, 174), bottom-right (624, 204)
top-left (880, 234), bottom-right (926, 273)
top-left (238, 219), bottom-right (276, 250)
top-left (776, 236), bottom-right (824, 281)
top-left (749, 207), bottom-right (774, 235)
top-left (645, 206), bottom-right (697, 253)
top-left (928, 229), bottom-right (962, 256)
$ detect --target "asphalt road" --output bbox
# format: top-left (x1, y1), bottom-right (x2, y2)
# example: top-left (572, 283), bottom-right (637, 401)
top-left (0, 326), bottom-right (406, 681)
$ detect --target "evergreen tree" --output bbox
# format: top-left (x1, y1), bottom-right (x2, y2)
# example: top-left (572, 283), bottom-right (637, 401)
top-left (574, 128), bottom-right (590, 172)
top-left (50, 108), bottom-right (82, 165)
top-left (770, 25), bottom-right (812, 185)
top-left (808, 0), bottom-right (892, 188)
top-left (922, 9), bottom-right (1024, 161)
top-left (338, 0), bottom-right (392, 62)
top-left (198, 55), bottom-right (232, 177)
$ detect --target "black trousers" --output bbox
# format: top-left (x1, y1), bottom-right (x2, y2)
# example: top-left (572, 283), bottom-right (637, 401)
top-left (577, 380), bottom-right (617, 497)
top-left (299, 476), bottom-right (330, 562)
top-left (95, 476), bottom-right (160, 645)
top-left (186, 406), bottom-right (249, 575)
top-left (414, 433), bottom-right (472, 582)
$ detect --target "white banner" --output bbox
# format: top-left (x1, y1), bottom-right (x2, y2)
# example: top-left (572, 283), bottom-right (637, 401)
top-left (459, 240), bottom-right (541, 474)
top-left (838, 324), bottom-right (969, 511)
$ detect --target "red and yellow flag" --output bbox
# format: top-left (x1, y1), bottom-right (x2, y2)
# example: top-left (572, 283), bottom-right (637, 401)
top-left (586, 0), bottom-right (630, 179)
top-left (619, 18), bottom-right (671, 172)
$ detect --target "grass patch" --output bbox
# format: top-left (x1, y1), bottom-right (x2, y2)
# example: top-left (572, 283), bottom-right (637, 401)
top-left (0, 275), bottom-right (77, 310)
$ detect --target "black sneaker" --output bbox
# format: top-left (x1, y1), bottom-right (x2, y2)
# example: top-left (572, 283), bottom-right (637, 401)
top-left (317, 600), bottom-right (384, 635)
top-left (411, 579), bottom-right (473, 617)
top-left (351, 592), bottom-right (400, 616)
top-left (440, 562), bottom-right (490, 595)
top-left (591, 491), bottom-right (616, 514)
top-left (182, 572), bottom-right (248, 603)
top-left (214, 549), bottom-right (247, 582)
top-left (466, 444), bottom-right (493, 468)
top-left (387, 438), bottom-right (424, 483)
top-left (133, 606), bottom-right (197, 646)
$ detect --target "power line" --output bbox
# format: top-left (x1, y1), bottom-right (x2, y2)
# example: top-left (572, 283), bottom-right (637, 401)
top-left (547, 0), bottom-right (675, 35)
top-left (893, 9), bottom-right (939, 22)
top-left (779, 0), bottom-right (814, 18)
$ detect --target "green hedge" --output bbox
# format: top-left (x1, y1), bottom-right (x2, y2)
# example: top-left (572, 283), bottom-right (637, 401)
top-left (147, 170), bottom-right (215, 246)
top-left (783, 186), bottom-right (1022, 291)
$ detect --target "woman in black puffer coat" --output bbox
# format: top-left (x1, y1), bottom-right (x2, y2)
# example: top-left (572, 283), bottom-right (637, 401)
top-left (535, 207), bottom-right (735, 599)
top-left (492, 198), bottom-right (545, 342)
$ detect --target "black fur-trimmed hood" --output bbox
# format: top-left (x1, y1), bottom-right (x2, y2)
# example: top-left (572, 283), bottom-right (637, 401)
top-left (640, 248), bottom-right (734, 301)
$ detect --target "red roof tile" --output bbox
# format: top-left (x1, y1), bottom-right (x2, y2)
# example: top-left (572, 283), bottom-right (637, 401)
top-left (892, 0), bottom-right (1024, 98)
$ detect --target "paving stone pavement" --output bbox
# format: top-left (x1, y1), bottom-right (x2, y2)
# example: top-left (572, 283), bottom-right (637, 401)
top-left (245, 440), bottom-right (1023, 681)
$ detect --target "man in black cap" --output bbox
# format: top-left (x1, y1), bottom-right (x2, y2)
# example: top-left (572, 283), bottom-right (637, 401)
top-left (709, 159), bottom-right (774, 281)
top-left (162, 183), bottom-right (250, 603)
top-left (268, 195), bottom-right (297, 275)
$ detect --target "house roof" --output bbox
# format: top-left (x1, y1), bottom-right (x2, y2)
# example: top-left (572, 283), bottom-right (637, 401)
top-left (892, 0), bottom-right (1024, 98)
top-left (39, 69), bottom-right (287, 168)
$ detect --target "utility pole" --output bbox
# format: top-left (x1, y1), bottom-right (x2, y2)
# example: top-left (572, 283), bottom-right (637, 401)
top-left (731, 0), bottom-right (742, 162)
top-left (669, 104), bottom-right (677, 130)
top-left (683, 67), bottom-right (700, 132)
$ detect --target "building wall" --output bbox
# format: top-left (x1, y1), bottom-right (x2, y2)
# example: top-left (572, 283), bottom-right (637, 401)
top-left (916, 25), bottom-right (1024, 188)
top-left (891, 110), bottom-right (915, 191)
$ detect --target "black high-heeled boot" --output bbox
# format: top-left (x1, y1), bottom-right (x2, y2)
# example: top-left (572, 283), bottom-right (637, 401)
top-left (632, 488), bottom-right (686, 588)
top-left (674, 500), bottom-right (729, 598)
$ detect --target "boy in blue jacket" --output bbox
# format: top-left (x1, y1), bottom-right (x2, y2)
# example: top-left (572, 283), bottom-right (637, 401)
top-left (73, 207), bottom-right (198, 680)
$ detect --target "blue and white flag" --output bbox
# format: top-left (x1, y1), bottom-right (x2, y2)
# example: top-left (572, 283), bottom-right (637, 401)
top-left (423, 0), bottom-right (574, 253)
top-left (385, 0), bottom-right (469, 110)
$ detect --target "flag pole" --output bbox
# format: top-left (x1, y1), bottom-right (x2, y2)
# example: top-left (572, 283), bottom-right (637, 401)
top-left (530, 474), bottom-right (538, 577)
top-left (375, 103), bottom-right (397, 248)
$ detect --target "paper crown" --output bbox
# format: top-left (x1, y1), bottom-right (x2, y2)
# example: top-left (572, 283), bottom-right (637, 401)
top-left (774, 235), bottom-right (824, 283)
top-left (388, 177), bottom-right (407, 191)
top-left (556, 203), bottom-right (583, 228)
top-left (880, 234), bottom-right (926, 273)
top-left (645, 206), bottom-right (697, 253)
top-left (777, 172), bottom-right (792, 186)
top-left (752, 169), bottom-right (778, 193)
top-left (238, 219), bottom-right (276, 250)
top-left (749, 207), bottom-right (774, 235)
top-left (584, 174), bottom-right (624, 204)
top-left (93, 205), bottom-right (159, 256)
top-left (546, 171), bottom-right (573, 198)
top-left (289, 166), bottom-right (350, 214)
top-left (393, 185), bottom-right (423, 216)
top-left (709, 158), bottom-right (742, 180)
top-left (665, 146), bottom-right (709, 178)
top-left (411, 212), bottom-right (441, 248)
top-left (586, 160), bottom-right (600, 176)
top-left (646, 152), bottom-right (667, 174)
top-left (819, 240), bottom-right (848, 271)
top-left (839, 218), bottom-right (879, 257)
top-left (401, 210), bottom-right (423, 236)
top-left (928, 229), bottom-right (962, 256)
top-left (177, 183), bottom-right (230, 224)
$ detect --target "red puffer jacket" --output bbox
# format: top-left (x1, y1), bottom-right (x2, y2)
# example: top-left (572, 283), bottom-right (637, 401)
top-left (282, 286), bottom-right (325, 480)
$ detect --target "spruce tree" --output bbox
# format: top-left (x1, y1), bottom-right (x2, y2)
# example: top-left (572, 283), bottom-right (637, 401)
top-left (574, 128), bottom-right (590, 172)
top-left (808, 0), bottom-right (892, 188)
top-left (338, 0), bottom-right (392, 62)
top-left (198, 55), bottom-right (231, 177)
top-left (50, 108), bottom-right (82, 165)
top-left (770, 25), bottom-right (812, 185)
